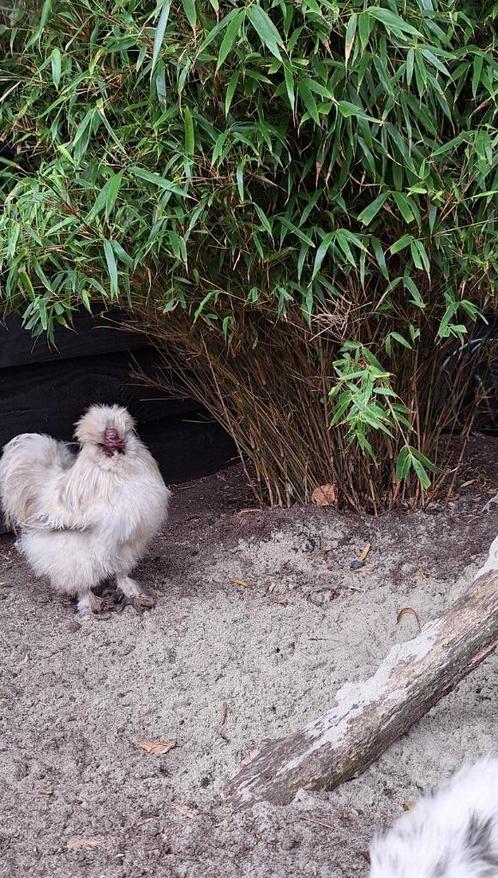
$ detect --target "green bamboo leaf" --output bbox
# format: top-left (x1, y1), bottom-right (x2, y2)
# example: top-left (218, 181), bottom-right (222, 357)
top-left (87, 172), bottom-right (123, 222)
top-left (336, 101), bottom-right (378, 123)
top-left (155, 62), bottom-right (167, 106)
top-left (236, 161), bottom-right (244, 201)
top-left (390, 331), bottom-right (412, 349)
top-left (366, 7), bottom-right (422, 38)
top-left (216, 10), bottom-right (244, 71)
top-left (197, 8), bottom-right (239, 53)
top-left (80, 290), bottom-right (92, 313)
top-left (72, 109), bottom-right (94, 147)
top-left (371, 237), bottom-right (389, 279)
top-left (406, 48), bottom-right (414, 85)
top-left (225, 71), bottom-right (240, 116)
top-left (390, 234), bottom-right (414, 254)
top-left (247, 5), bottom-right (283, 61)
top-left (298, 79), bottom-right (320, 124)
top-left (312, 232), bottom-right (334, 279)
top-left (420, 48), bottom-right (450, 77)
top-left (7, 222), bottom-right (20, 261)
top-left (50, 47), bottom-right (62, 90)
top-left (152, 0), bottom-right (171, 73)
top-left (280, 217), bottom-right (315, 247)
top-left (412, 239), bottom-right (430, 274)
top-left (411, 456), bottom-right (431, 490)
top-left (358, 193), bottom-right (388, 226)
top-left (181, 0), bottom-right (197, 30)
top-left (27, 0), bottom-right (51, 46)
top-left (358, 12), bottom-right (373, 49)
top-left (335, 230), bottom-right (356, 266)
top-left (111, 240), bottom-right (133, 268)
top-left (86, 188), bottom-right (107, 223)
top-left (411, 448), bottom-right (437, 473)
top-left (472, 53), bottom-right (484, 98)
top-left (305, 80), bottom-right (333, 100)
top-left (468, 189), bottom-right (498, 201)
top-left (297, 243), bottom-right (309, 282)
top-left (403, 276), bottom-right (425, 309)
top-left (211, 131), bottom-right (229, 165)
top-left (129, 166), bottom-right (190, 196)
top-left (253, 204), bottom-right (272, 236)
top-left (393, 192), bottom-right (415, 224)
top-left (184, 107), bottom-right (194, 156)
top-left (395, 447), bottom-right (411, 481)
top-left (373, 387), bottom-right (398, 398)
top-left (103, 240), bottom-right (118, 296)
top-left (431, 133), bottom-right (467, 158)
top-left (345, 13), bottom-right (357, 66)
top-left (283, 63), bottom-right (295, 111)
top-left (105, 171), bottom-right (123, 218)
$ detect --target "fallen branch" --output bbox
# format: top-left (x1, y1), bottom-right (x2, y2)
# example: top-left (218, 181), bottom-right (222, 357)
top-left (224, 539), bottom-right (498, 808)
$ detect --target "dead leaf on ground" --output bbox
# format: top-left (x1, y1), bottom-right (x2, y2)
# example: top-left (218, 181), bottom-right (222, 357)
top-left (172, 803), bottom-right (196, 819)
top-left (66, 836), bottom-right (104, 850)
top-left (311, 484), bottom-right (337, 507)
top-left (229, 577), bottom-right (251, 589)
top-left (358, 542), bottom-right (371, 562)
top-left (137, 740), bottom-right (177, 755)
top-left (403, 799), bottom-right (416, 811)
top-left (396, 607), bottom-right (421, 632)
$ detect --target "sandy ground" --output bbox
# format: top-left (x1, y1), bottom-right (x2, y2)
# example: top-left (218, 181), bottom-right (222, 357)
top-left (0, 436), bottom-right (497, 878)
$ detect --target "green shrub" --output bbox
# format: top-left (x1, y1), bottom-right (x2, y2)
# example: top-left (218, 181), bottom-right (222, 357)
top-left (0, 0), bottom-right (496, 508)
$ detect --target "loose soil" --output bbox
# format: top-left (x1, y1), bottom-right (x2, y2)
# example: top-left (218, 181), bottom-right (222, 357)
top-left (1, 436), bottom-right (497, 878)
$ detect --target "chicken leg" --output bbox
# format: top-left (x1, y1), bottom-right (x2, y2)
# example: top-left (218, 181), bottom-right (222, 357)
top-left (116, 574), bottom-right (156, 611)
top-left (77, 589), bottom-right (115, 618)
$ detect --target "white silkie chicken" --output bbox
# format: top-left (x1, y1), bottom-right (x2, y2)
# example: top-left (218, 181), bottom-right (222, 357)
top-left (0, 404), bottom-right (170, 617)
top-left (369, 758), bottom-right (498, 878)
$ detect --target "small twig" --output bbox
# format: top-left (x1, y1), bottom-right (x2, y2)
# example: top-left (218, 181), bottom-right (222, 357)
top-left (219, 703), bottom-right (228, 727)
top-left (229, 577), bottom-right (251, 589)
top-left (300, 816), bottom-right (337, 831)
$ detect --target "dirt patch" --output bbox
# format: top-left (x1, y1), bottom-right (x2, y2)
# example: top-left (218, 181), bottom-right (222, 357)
top-left (0, 436), bottom-right (497, 877)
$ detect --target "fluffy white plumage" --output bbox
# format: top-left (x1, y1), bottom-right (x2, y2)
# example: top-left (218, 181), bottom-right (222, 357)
top-left (0, 404), bottom-right (170, 616)
top-left (369, 758), bottom-right (498, 878)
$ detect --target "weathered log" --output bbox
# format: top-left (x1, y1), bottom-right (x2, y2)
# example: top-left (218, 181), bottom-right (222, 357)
top-left (224, 542), bottom-right (498, 808)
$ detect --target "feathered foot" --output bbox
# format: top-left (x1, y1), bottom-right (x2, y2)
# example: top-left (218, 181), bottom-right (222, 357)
top-left (77, 590), bottom-right (115, 618)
